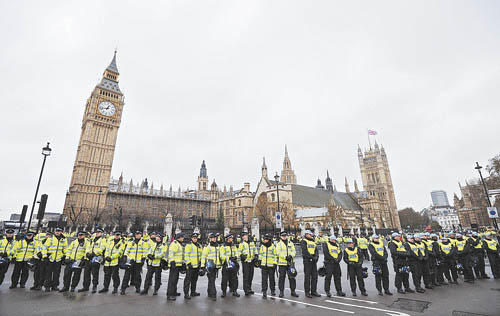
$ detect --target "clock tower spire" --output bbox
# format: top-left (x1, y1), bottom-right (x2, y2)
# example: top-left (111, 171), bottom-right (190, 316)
top-left (63, 51), bottom-right (125, 225)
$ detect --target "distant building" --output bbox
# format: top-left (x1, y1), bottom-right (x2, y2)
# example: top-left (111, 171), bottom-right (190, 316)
top-left (426, 207), bottom-right (459, 231)
top-left (431, 190), bottom-right (450, 207)
top-left (454, 180), bottom-right (492, 229)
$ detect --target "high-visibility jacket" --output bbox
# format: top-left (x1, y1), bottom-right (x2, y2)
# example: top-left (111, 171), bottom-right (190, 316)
top-left (124, 239), bottom-right (148, 263)
top-left (34, 238), bottom-right (47, 260)
top-left (201, 244), bottom-right (222, 268)
top-left (415, 241), bottom-right (426, 256)
top-left (439, 242), bottom-right (453, 255)
top-left (471, 237), bottom-right (483, 249)
top-left (220, 243), bottom-right (239, 263)
top-left (325, 242), bottom-right (341, 260)
top-left (44, 235), bottom-right (68, 262)
top-left (275, 240), bottom-right (296, 266)
top-left (484, 239), bottom-right (498, 252)
top-left (86, 236), bottom-right (107, 256)
top-left (422, 239), bottom-right (433, 252)
top-left (344, 247), bottom-right (359, 263)
top-left (304, 238), bottom-right (316, 255)
top-left (168, 240), bottom-right (184, 266)
top-left (370, 241), bottom-right (385, 257)
top-left (103, 239), bottom-right (125, 267)
top-left (456, 239), bottom-right (467, 252)
top-left (259, 244), bottom-right (276, 267)
top-left (357, 238), bottom-right (368, 249)
top-left (12, 239), bottom-right (36, 261)
top-left (0, 237), bottom-right (16, 259)
top-left (407, 242), bottom-right (421, 256)
top-left (148, 241), bottom-right (168, 267)
top-left (184, 242), bottom-right (202, 268)
top-left (389, 240), bottom-right (406, 253)
top-left (238, 240), bottom-right (257, 263)
top-left (67, 239), bottom-right (89, 260)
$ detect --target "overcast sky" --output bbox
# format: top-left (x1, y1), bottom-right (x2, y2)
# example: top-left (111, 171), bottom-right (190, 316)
top-left (1, 1), bottom-right (499, 220)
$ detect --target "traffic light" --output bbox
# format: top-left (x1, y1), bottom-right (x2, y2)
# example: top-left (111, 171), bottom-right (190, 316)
top-left (189, 215), bottom-right (195, 227)
top-left (37, 194), bottom-right (48, 220)
top-left (19, 205), bottom-right (28, 223)
top-left (196, 217), bottom-right (201, 226)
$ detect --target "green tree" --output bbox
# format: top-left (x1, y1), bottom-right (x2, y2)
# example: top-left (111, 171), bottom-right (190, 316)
top-left (398, 207), bottom-right (424, 231)
top-left (216, 206), bottom-right (225, 231)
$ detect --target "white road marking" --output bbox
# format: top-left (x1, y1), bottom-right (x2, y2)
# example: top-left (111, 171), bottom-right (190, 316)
top-left (254, 292), bottom-right (355, 314)
top-left (326, 300), bottom-right (412, 316)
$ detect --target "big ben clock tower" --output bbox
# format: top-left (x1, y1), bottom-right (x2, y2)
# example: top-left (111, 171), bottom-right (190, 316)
top-left (63, 51), bottom-right (124, 222)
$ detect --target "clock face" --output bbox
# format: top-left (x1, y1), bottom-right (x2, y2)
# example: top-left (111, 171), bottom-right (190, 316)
top-left (98, 101), bottom-right (116, 116)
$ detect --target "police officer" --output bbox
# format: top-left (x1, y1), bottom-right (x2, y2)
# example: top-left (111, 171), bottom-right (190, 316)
top-left (368, 234), bottom-right (392, 296)
top-left (31, 231), bottom-right (49, 290)
top-left (323, 235), bottom-right (344, 297)
top-left (44, 227), bottom-right (68, 291)
top-left (357, 234), bottom-right (370, 261)
top-left (455, 233), bottom-right (474, 283)
top-left (142, 233), bottom-right (167, 295)
top-left (238, 231), bottom-right (257, 296)
top-left (99, 231), bottom-right (125, 294)
top-left (483, 233), bottom-right (499, 278)
top-left (438, 235), bottom-right (458, 284)
top-left (469, 231), bottom-right (489, 279)
top-left (167, 232), bottom-right (184, 301)
top-left (259, 234), bottom-right (276, 299)
top-left (120, 231), bottom-right (147, 295)
top-left (0, 229), bottom-right (16, 286)
top-left (276, 231), bottom-right (299, 298)
top-left (301, 230), bottom-right (320, 298)
top-left (201, 233), bottom-right (222, 301)
top-left (415, 234), bottom-right (432, 289)
top-left (405, 234), bottom-right (425, 293)
top-left (10, 231), bottom-right (36, 288)
top-left (60, 231), bottom-right (88, 292)
top-left (220, 234), bottom-right (240, 298)
top-left (184, 232), bottom-right (202, 299)
top-left (388, 232), bottom-right (413, 294)
top-left (343, 238), bottom-right (367, 296)
top-left (79, 228), bottom-right (107, 293)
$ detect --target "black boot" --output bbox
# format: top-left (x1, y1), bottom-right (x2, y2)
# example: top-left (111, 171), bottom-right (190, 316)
top-left (78, 288), bottom-right (89, 292)
top-left (337, 291), bottom-right (346, 297)
top-left (291, 291), bottom-right (299, 297)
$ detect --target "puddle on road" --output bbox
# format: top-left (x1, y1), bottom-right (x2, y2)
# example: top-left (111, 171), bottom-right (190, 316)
top-left (389, 298), bottom-right (431, 313)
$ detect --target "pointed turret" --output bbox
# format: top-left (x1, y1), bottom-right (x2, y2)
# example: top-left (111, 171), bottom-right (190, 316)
top-left (281, 145), bottom-right (297, 184)
top-left (261, 157), bottom-right (268, 179)
top-left (211, 179), bottom-right (218, 190)
top-left (169, 185), bottom-right (173, 196)
top-left (200, 160), bottom-right (207, 178)
top-left (129, 178), bottom-right (133, 192)
top-left (150, 182), bottom-right (154, 195)
top-left (316, 178), bottom-right (325, 189)
top-left (354, 180), bottom-right (359, 193)
top-left (345, 177), bottom-right (350, 192)
top-left (160, 184), bottom-right (164, 195)
top-left (107, 50), bottom-right (119, 74)
top-left (334, 184), bottom-right (337, 192)
top-left (325, 170), bottom-right (333, 191)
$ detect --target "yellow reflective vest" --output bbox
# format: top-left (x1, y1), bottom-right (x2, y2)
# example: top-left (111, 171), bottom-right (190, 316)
top-left (259, 244), bottom-right (277, 267)
top-left (220, 244), bottom-right (239, 263)
top-left (0, 238), bottom-right (16, 259)
top-left (326, 242), bottom-right (341, 259)
top-left (484, 239), bottom-right (498, 251)
top-left (168, 240), bottom-right (184, 266)
top-left (86, 236), bottom-right (107, 256)
top-left (11, 239), bottom-right (36, 261)
top-left (44, 235), bottom-right (68, 263)
top-left (370, 241), bottom-right (385, 257)
top-left (305, 239), bottom-right (316, 255)
top-left (148, 241), bottom-right (168, 267)
top-left (345, 247), bottom-right (359, 263)
top-left (103, 239), bottom-right (125, 267)
top-left (275, 240), bottom-right (296, 266)
top-left (238, 240), bottom-right (257, 263)
top-left (201, 244), bottom-right (222, 269)
top-left (357, 237), bottom-right (368, 249)
top-left (124, 239), bottom-right (148, 263)
top-left (67, 239), bottom-right (89, 260)
top-left (184, 242), bottom-right (202, 268)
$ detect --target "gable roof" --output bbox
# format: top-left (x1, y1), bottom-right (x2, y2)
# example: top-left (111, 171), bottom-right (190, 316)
top-left (290, 184), bottom-right (362, 211)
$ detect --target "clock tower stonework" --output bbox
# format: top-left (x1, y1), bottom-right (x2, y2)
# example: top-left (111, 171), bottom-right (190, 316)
top-left (63, 51), bottom-right (124, 222)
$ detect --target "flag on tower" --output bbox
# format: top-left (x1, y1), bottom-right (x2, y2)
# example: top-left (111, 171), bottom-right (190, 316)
top-left (368, 130), bottom-right (378, 135)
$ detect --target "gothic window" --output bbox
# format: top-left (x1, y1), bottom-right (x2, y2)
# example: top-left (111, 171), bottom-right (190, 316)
top-left (238, 199), bottom-right (241, 206)
top-left (271, 193), bottom-right (275, 202)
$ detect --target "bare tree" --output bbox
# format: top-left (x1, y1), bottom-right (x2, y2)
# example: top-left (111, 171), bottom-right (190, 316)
top-left (255, 193), bottom-right (274, 229)
top-left (327, 197), bottom-right (347, 228)
top-left (67, 205), bottom-right (85, 230)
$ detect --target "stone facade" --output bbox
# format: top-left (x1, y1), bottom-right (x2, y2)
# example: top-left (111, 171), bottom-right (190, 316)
top-left (454, 180), bottom-right (491, 228)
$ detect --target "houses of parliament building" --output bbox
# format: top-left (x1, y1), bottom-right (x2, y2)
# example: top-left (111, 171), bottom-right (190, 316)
top-left (62, 52), bottom-right (401, 233)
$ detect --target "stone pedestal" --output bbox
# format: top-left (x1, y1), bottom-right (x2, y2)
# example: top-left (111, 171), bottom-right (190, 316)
top-left (313, 222), bottom-right (320, 237)
top-left (251, 217), bottom-right (260, 240)
top-left (337, 225), bottom-right (343, 236)
top-left (164, 213), bottom-right (173, 239)
top-left (224, 227), bottom-right (230, 237)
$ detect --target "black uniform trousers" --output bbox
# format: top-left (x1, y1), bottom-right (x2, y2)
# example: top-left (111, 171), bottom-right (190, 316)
top-left (207, 268), bottom-right (218, 298)
top-left (143, 265), bottom-right (162, 291)
top-left (103, 265), bottom-right (120, 290)
top-left (408, 260), bottom-right (422, 288)
top-left (440, 258), bottom-right (458, 281)
top-left (360, 249), bottom-right (370, 261)
top-left (0, 260), bottom-right (10, 285)
top-left (33, 260), bottom-right (47, 288)
top-left (303, 259), bottom-right (318, 294)
top-left (63, 264), bottom-right (82, 289)
top-left (486, 253), bottom-right (500, 278)
top-left (471, 251), bottom-right (487, 278)
top-left (82, 261), bottom-right (100, 289)
top-left (44, 261), bottom-right (62, 289)
top-left (393, 263), bottom-right (410, 290)
top-left (167, 266), bottom-right (180, 296)
top-left (261, 266), bottom-right (275, 293)
top-left (11, 261), bottom-right (29, 286)
top-left (221, 266), bottom-right (238, 293)
top-left (427, 257), bottom-right (438, 285)
top-left (242, 262), bottom-right (254, 294)
top-left (373, 261), bottom-right (390, 292)
top-left (278, 265), bottom-right (296, 292)
top-left (457, 254), bottom-right (474, 281)
top-left (183, 267), bottom-right (199, 295)
top-left (421, 260), bottom-right (431, 286)
top-left (324, 261), bottom-right (342, 293)
top-left (347, 264), bottom-right (366, 293)
top-left (121, 262), bottom-right (142, 291)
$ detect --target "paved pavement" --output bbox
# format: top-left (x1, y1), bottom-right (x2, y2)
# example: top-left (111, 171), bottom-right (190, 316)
top-left (1, 254), bottom-right (499, 316)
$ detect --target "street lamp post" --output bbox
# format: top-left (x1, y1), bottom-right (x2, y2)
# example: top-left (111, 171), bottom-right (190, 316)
top-left (274, 173), bottom-right (281, 233)
top-left (27, 142), bottom-right (51, 230)
top-left (94, 188), bottom-right (103, 231)
top-left (475, 162), bottom-right (499, 231)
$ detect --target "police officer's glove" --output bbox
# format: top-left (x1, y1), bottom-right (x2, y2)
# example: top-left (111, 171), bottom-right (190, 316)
top-left (286, 255), bottom-right (292, 262)
top-left (147, 254), bottom-right (154, 260)
top-left (37, 252), bottom-right (42, 259)
top-left (61, 255), bottom-right (66, 262)
top-left (105, 256), bottom-right (112, 262)
top-left (230, 256), bottom-right (237, 262)
top-left (86, 253), bottom-right (93, 259)
top-left (170, 261), bottom-right (175, 269)
top-left (43, 257), bottom-right (49, 263)
top-left (187, 263), bottom-right (193, 270)
top-left (241, 254), bottom-right (248, 262)
top-left (0, 252), bottom-right (7, 258)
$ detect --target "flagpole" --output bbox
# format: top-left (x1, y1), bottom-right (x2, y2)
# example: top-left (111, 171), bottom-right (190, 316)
top-left (367, 129), bottom-right (372, 149)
